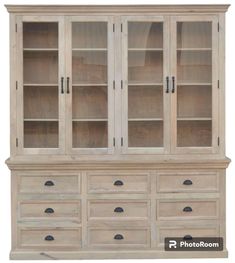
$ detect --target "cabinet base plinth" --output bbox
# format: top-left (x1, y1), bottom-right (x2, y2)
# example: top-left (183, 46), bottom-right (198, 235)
top-left (10, 249), bottom-right (228, 260)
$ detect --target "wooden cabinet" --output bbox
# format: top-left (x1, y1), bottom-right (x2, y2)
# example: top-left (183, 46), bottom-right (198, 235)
top-left (5, 5), bottom-right (230, 260)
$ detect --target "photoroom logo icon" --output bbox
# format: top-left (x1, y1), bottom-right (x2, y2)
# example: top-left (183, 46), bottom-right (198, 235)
top-left (169, 240), bottom-right (177, 249)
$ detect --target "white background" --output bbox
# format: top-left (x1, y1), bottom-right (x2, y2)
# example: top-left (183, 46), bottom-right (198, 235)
top-left (0, 0), bottom-right (234, 262)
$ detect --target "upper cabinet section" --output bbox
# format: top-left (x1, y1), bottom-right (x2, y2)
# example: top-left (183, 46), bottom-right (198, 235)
top-left (7, 5), bottom-right (229, 157)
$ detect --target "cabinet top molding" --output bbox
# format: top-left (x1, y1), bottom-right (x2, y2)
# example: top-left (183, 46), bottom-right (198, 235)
top-left (5, 4), bottom-right (230, 14)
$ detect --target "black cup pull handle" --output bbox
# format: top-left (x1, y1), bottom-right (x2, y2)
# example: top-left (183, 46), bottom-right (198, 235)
top-left (61, 77), bottom-right (64, 94)
top-left (44, 180), bottom-right (54, 187)
top-left (114, 234), bottom-right (124, 240)
top-left (113, 180), bottom-right (123, 186)
top-left (114, 207), bottom-right (124, 213)
top-left (183, 206), bottom-right (193, 212)
top-left (67, 77), bottom-right (70, 94)
top-left (44, 235), bottom-right (54, 241)
top-left (183, 235), bottom-right (193, 240)
top-left (183, 179), bottom-right (193, 185)
top-left (166, 76), bottom-right (169, 93)
top-left (44, 208), bottom-right (54, 214)
top-left (172, 76), bottom-right (175, 93)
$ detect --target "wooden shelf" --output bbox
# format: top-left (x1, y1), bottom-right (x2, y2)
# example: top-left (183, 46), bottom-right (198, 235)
top-left (128, 48), bottom-right (163, 51)
top-left (177, 117), bottom-right (212, 121)
top-left (24, 119), bottom-right (59, 122)
top-left (128, 82), bottom-right (163, 86)
top-left (23, 83), bottom-right (58, 87)
top-left (23, 48), bottom-right (58, 51)
top-left (72, 48), bottom-right (107, 51)
top-left (72, 83), bottom-right (107, 87)
top-left (177, 48), bottom-right (212, 51)
top-left (129, 118), bottom-right (163, 121)
top-left (177, 83), bottom-right (212, 86)
top-left (72, 119), bottom-right (108, 122)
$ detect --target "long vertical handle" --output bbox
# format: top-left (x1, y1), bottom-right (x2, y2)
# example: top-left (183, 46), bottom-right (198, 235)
top-left (66, 77), bottom-right (70, 94)
top-left (172, 76), bottom-right (175, 93)
top-left (166, 76), bottom-right (169, 93)
top-left (61, 77), bottom-right (64, 94)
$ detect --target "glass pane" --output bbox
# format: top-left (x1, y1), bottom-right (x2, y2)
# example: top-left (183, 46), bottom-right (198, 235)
top-left (24, 121), bottom-right (58, 148)
top-left (73, 121), bottom-right (107, 148)
top-left (128, 121), bottom-right (163, 147)
top-left (127, 22), bottom-right (164, 148)
top-left (176, 21), bottom-right (212, 147)
top-left (72, 22), bottom-right (108, 148)
top-left (72, 51), bottom-right (107, 84)
top-left (128, 86), bottom-right (163, 119)
top-left (73, 86), bottom-right (107, 119)
top-left (23, 22), bottom-right (58, 49)
top-left (23, 22), bottom-right (59, 148)
top-left (72, 22), bottom-right (107, 49)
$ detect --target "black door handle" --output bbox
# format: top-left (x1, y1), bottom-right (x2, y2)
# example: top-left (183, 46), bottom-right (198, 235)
top-left (183, 206), bottom-right (193, 212)
top-left (166, 76), bottom-right (169, 93)
top-left (172, 76), bottom-right (175, 93)
top-left (66, 77), bottom-right (70, 94)
top-left (61, 77), bottom-right (64, 94)
top-left (114, 234), bottom-right (124, 240)
top-left (44, 208), bottom-right (54, 214)
top-left (114, 207), bottom-right (124, 213)
top-left (44, 180), bottom-right (54, 187)
top-left (44, 235), bottom-right (54, 241)
top-left (183, 179), bottom-right (193, 185)
top-left (113, 180), bottom-right (124, 186)
top-left (183, 235), bottom-right (193, 240)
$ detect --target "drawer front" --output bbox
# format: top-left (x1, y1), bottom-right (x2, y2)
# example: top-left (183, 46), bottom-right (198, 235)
top-left (157, 200), bottom-right (218, 220)
top-left (157, 172), bottom-right (219, 193)
top-left (158, 225), bottom-right (219, 246)
top-left (19, 228), bottom-right (81, 248)
top-left (19, 175), bottom-right (80, 194)
top-left (88, 200), bottom-right (149, 220)
top-left (20, 201), bottom-right (81, 220)
top-left (88, 173), bottom-right (149, 193)
top-left (88, 228), bottom-right (150, 248)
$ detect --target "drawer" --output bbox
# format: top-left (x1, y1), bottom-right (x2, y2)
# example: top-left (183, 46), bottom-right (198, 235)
top-left (19, 201), bottom-right (81, 221)
top-left (19, 228), bottom-right (81, 248)
top-left (88, 173), bottom-right (149, 193)
top-left (158, 225), bottom-right (219, 246)
top-left (88, 228), bottom-right (150, 248)
top-left (157, 199), bottom-right (218, 220)
top-left (19, 175), bottom-right (80, 194)
top-left (88, 200), bottom-right (149, 221)
top-left (157, 172), bottom-right (219, 193)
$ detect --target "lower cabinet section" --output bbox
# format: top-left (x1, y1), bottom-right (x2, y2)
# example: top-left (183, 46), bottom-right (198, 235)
top-left (88, 228), bottom-right (150, 249)
top-left (10, 166), bottom-right (227, 259)
top-left (19, 228), bottom-right (82, 249)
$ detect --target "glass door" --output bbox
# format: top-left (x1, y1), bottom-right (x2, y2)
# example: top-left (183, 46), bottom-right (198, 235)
top-left (171, 16), bottom-right (219, 153)
top-left (18, 16), bottom-right (65, 154)
top-left (66, 17), bottom-right (114, 154)
top-left (121, 16), bottom-right (170, 154)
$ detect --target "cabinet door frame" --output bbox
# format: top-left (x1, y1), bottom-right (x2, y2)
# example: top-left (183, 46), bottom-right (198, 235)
top-left (121, 16), bottom-right (171, 154)
top-left (16, 15), bottom-right (66, 155)
top-left (170, 15), bottom-right (219, 154)
top-left (65, 16), bottom-right (115, 155)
